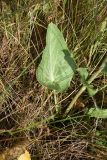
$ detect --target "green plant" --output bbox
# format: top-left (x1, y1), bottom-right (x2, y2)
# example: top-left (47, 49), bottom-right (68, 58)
top-left (36, 22), bottom-right (107, 117)
top-left (36, 23), bottom-right (76, 92)
top-left (88, 108), bottom-right (107, 119)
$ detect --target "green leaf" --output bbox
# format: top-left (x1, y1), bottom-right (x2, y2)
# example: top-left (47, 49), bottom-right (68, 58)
top-left (102, 63), bottom-right (107, 75)
top-left (77, 68), bottom-right (98, 96)
top-left (77, 67), bottom-right (89, 83)
top-left (87, 85), bottom-right (98, 97)
top-left (36, 23), bottom-right (76, 92)
top-left (43, 0), bottom-right (51, 14)
top-left (88, 108), bottom-right (107, 119)
top-left (100, 19), bottom-right (107, 32)
top-left (63, 0), bottom-right (68, 4)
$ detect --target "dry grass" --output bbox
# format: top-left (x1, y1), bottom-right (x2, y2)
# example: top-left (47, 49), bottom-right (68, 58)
top-left (0, 0), bottom-right (107, 159)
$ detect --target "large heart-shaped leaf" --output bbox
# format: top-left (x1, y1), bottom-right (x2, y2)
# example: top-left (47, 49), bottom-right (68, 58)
top-left (36, 23), bottom-right (76, 92)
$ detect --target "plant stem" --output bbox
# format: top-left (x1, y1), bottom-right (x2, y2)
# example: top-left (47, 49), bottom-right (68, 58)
top-left (54, 90), bottom-right (60, 114)
top-left (64, 57), bottom-right (107, 117)
top-left (0, 114), bottom-right (55, 135)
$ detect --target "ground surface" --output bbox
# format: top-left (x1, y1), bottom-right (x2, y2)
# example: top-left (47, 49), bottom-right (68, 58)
top-left (0, 0), bottom-right (107, 159)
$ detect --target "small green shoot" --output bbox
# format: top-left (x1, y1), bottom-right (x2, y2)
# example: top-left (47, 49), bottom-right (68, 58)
top-left (63, 0), bottom-right (68, 5)
top-left (88, 107), bottom-right (107, 119)
top-left (77, 68), bottom-right (98, 96)
top-left (86, 85), bottom-right (98, 97)
top-left (77, 67), bottom-right (89, 84)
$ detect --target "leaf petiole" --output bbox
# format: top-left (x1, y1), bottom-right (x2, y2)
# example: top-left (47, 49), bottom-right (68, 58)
top-left (53, 90), bottom-right (60, 114)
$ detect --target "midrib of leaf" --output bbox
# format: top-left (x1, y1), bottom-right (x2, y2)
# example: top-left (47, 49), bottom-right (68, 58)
top-left (48, 26), bottom-right (63, 83)
top-left (49, 30), bottom-right (54, 82)
top-left (48, 26), bottom-right (67, 83)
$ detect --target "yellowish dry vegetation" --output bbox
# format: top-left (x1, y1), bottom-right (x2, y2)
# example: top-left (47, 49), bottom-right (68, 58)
top-left (0, 0), bottom-right (107, 159)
